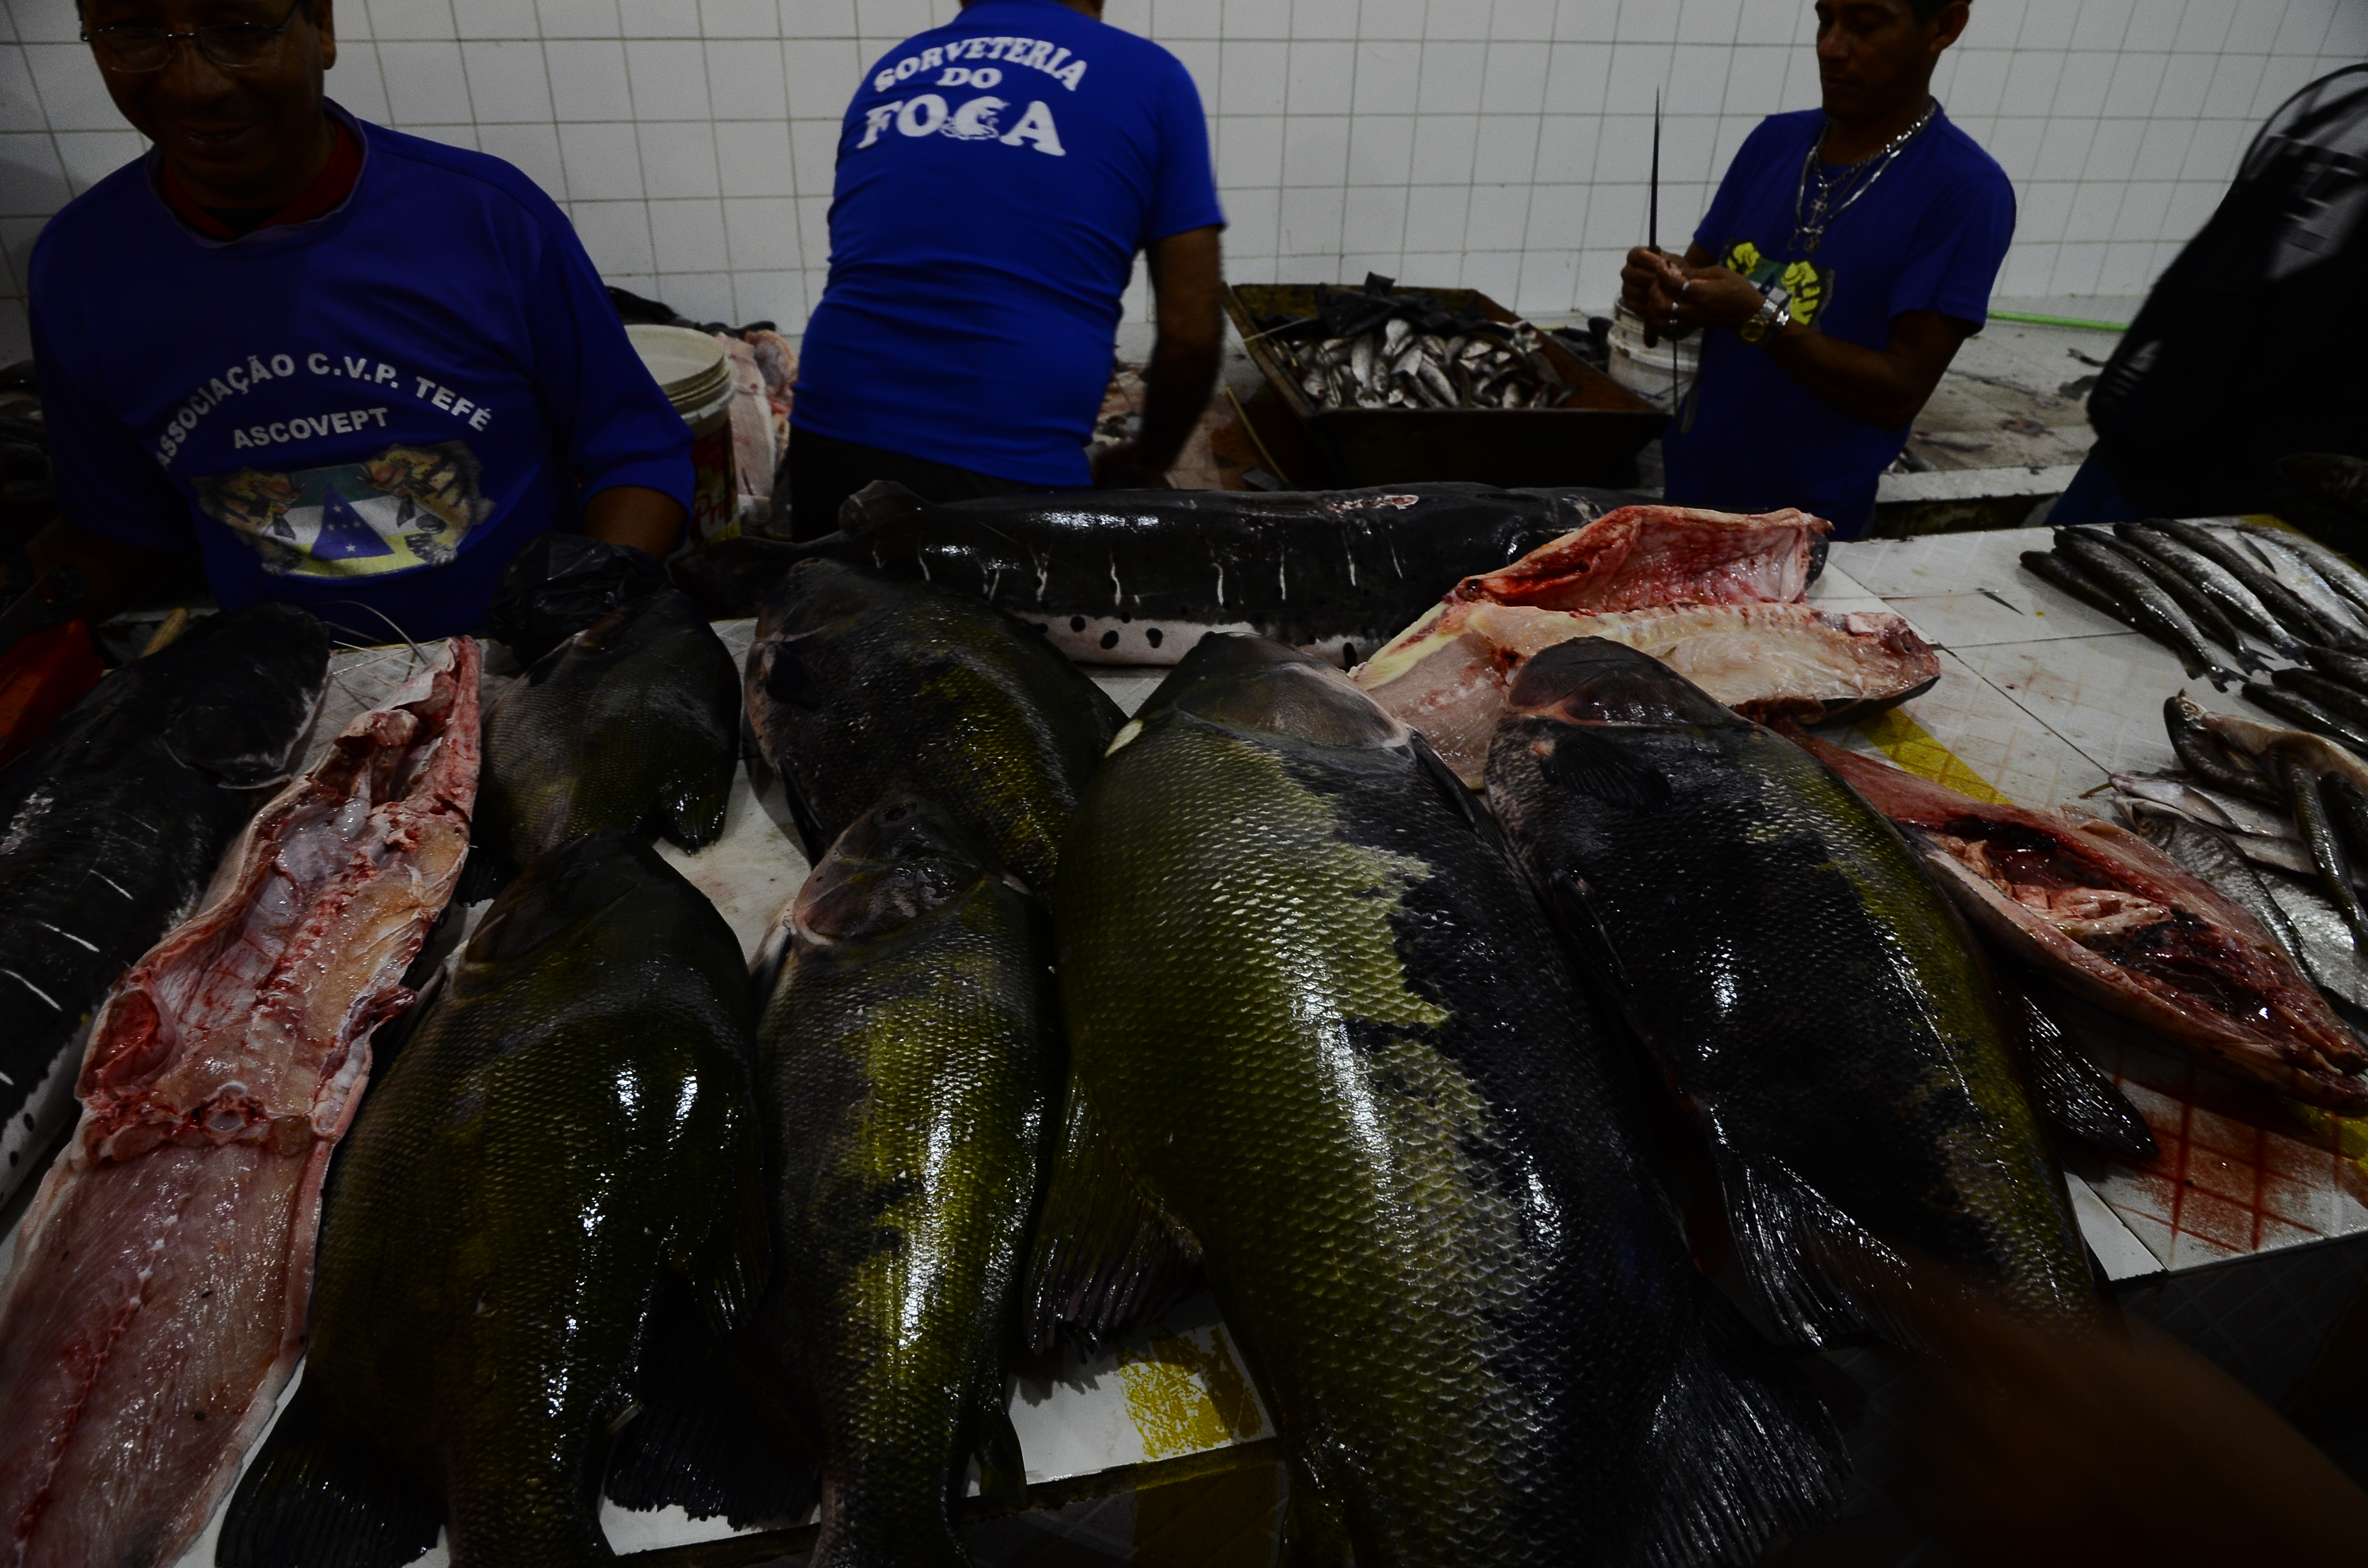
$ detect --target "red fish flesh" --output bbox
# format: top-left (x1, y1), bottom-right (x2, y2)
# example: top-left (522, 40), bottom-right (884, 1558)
top-left (1791, 729), bottom-right (2368, 1114)
top-left (0, 638), bottom-right (481, 1568)
top-left (1357, 600), bottom-right (1939, 784)
top-left (1447, 502), bottom-right (1830, 611)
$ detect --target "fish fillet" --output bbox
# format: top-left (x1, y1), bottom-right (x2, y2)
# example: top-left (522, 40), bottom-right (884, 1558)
top-left (1447, 502), bottom-right (1830, 611)
top-left (1793, 729), bottom-right (2368, 1115)
top-left (1356, 600), bottom-right (1940, 785)
top-left (0, 638), bottom-right (481, 1568)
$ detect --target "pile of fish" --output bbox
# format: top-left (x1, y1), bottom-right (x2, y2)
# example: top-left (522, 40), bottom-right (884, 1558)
top-left (1356, 502), bottom-right (1941, 783)
top-left (0, 603), bottom-right (330, 1204)
top-left (2024, 519), bottom-right (2368, 696)
top-left (1268, 316), bottom-right (1575, 412)
top-left (0, 637), bottom-right (478, 1567)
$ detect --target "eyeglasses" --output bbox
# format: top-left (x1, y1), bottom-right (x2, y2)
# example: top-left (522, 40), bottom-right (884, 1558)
top-left (81, 0), bottom-right (308, 74)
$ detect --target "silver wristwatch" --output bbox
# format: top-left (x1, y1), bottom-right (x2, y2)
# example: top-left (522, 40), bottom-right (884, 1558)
top-left (1739, 284), bottom-right (1794, 345)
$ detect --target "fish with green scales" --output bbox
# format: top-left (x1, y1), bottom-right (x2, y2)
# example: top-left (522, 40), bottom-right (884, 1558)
top-left (757, 797), bottom-right (1061, 1568)
top-left (216, 831), bottom-right (770, 1568)
top-left (1057, 634), bottom-right (1845, 1568)
top-left (476, 589), bottom-right (741, 870)
top-left (745, 559), bottom-right (1123, 896)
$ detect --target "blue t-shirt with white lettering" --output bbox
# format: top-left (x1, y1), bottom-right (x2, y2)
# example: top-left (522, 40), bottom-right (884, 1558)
top-left (794, 0), bottom-right (1224, 487)
top-left (28, 108), bottom-right (693, 642)
top-left (1664, 106), bottom-right (2015, 539)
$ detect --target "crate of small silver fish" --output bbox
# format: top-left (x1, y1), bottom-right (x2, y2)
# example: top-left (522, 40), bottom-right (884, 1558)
top-left (1228, 280), bottom-right (1665, 490)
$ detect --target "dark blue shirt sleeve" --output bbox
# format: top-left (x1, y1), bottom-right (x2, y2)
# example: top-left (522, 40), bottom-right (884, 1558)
top-left (1887, 167), bottom-right (2016, 329)
top-left (1144, 56), bottom-right (1224, 246)
top-left (29, 258), bottom-right (197, 555)
top-left (513, 196), bottom-right (695, 514)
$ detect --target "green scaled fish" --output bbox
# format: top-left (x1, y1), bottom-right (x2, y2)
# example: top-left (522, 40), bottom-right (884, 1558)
top-left (478, 589), bottom-right (740, 869)
top-left (1058, 635), bottom-right (1845, 1568)
top-left (745, 559), bottom-right (1123, 895)
top-left (758, 797), bottom-right (1060, 1567)
top-left (1483, 640), bottom-right (2096, 1347)
top-left (218, 831), bottom-right (769, 1568)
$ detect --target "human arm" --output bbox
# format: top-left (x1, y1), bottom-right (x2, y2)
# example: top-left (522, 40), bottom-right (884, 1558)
top-left (581, 485), bottom-right (685, 560)
top-left (1629, 247), bottom-right (1974, 429)
top-left (1094, 225), bottom-right (1225, 489)
top-left (25, 516), bottom-right (194, 622)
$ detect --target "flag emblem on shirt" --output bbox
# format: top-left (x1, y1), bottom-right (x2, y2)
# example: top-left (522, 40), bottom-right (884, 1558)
top-left (1722, 241), bottom-right (1830, 329)
top-left (196, 441), bottom-right (493, 580)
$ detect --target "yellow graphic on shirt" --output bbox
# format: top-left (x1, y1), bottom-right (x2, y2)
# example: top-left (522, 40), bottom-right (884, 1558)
top-left (196, 441), bottom-right (493, 580)
top-left (1723, 241), bottom-right (1830, 328)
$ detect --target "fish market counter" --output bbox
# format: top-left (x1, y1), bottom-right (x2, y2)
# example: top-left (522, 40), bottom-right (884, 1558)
top-left (8, 535), bottom-right (2364, 1567)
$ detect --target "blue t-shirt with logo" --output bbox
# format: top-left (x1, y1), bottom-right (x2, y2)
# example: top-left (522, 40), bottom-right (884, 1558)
top-left (1664, 107), bottom-right (2015, 539)
top-left (794, 0), bottom-right (1225, 488)
top-left (28, 109), bottom-right (693, 642)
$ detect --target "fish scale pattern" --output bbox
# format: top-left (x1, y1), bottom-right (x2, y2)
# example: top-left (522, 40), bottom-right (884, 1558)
top-left (247, 833), bottom-right (765, 1568)
top-left (1482, 647), bottom-right (2093, 1347)
top-left (1055, 639), bottom-right (1841, 1568)
top-left (760, 799), bottom-right (1060, 1568)
top-left (477, 589), bottom-right (740, 866)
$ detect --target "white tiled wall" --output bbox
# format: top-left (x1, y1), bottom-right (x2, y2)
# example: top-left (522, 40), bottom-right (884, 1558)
top-left (1, 0), bottom-right (2362, 362)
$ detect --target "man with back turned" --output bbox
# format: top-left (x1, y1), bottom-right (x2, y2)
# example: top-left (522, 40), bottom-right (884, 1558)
top-left (787, 0), bottom-right (1227, 539)
top-left (1623, 0), bottom-right (2012, 540)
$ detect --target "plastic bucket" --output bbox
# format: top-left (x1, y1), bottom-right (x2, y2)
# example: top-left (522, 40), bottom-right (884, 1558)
top-left (627, 324), bottom-right (739, 547)
top-left (1606, 302), bottom-right (1700, 414)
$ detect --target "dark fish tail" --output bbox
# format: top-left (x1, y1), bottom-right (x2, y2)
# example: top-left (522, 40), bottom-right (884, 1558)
top-left (218, 1380), bottom-right (444, 1568)
top-left (605, 1303), bottom-right (816, 1531)
top-left (1626, 1286), bottom-right (1849, 1568)
top-left (1711, 1144), bottom-right (1922, 1350)
top-left (2004, 975), bottom-right (2159, 1162)
top-left (1021, 1085), bottom-right (1205, 1355)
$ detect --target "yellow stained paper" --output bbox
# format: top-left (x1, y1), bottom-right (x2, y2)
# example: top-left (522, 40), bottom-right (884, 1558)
top-left (1851, 708), bottom-right (2011, 805)
top-left (1121, 1327), bottom-right (1266, 1461)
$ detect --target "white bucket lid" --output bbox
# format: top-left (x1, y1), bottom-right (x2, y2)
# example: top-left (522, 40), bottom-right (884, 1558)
top-left (627, 324), bottom-right (734, 417)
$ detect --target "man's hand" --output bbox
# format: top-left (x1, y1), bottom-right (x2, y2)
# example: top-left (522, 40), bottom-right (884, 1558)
top-left (1664, 264), bottom-right (1768, 333)
top-left (1621, 246), bottom-right (1685, 347)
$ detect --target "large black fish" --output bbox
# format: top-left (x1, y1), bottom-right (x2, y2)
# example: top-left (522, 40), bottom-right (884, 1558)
top-left (0, 603), bottom-right (329, 1204)
top-left (758, 798), bottom-right (1059, 1567)
top-left (1483, 640), bottom-right (2096, 1345)
top-left (219, 831), bottom-right (771, 1568)
top-left (745, 559), bottom-right (1123, 895)
top-left (476, 589), bottom-right (740, 871)
top-left (805, 480), bottom-right (1639, 668)
top-left (1058, 634), bottom-right (1844, 1566)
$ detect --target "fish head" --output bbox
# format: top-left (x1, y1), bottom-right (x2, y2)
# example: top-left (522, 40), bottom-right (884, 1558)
top-left (793, 796), bottom-right (1000, 946)
top-left (522, 588), bottom-right (697, 686)
top-left (1505, 637), bottom-right (1738, 728)
top-left (1132, 633), bottom-right (1408, 752)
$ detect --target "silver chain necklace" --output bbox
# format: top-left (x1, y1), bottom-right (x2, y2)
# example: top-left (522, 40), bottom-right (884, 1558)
top-left (1791, 98), bottom-right (1938, 254)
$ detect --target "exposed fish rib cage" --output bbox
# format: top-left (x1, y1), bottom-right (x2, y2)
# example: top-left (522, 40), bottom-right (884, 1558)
top-left (0, 638), bottom-right (481, 1568)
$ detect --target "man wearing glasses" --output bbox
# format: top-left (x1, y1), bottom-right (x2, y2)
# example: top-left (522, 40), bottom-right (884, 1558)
top-left (25, 0), bottom-right (692, 642)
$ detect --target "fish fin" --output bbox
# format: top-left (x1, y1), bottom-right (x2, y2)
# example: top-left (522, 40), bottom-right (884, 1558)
top-left (2008, 984), bottom-right (2159, 1162)
top-left (1540, 724), bottom-right (1677, 811)
top-left (972, 1395), bottom-right (1026, 1502)
top-left (1712, 1146), bottom-right (1921, 1352)
top-left (1625, 1286), bottom-right (1850, 1568)
top-left (670, 1102), bottom-right (770, 1337)
top-left (1021, 1082), bottom-right (1204, 1355)
top-left (216, 1378), bottom-right (445, 1568)
top-left (650, 758), bottom-right (734, 851)
top-left (607, 1310), bottom-right (817, 1530)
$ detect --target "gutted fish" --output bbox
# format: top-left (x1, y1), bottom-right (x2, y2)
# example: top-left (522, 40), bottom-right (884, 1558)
top-left (476, 589), bottom-right (740, 871)
top-left (802, 480), bottom-right (1635, 666)
top-left (746, 559), bottom-right (1122, 894)
top-left (1058, 634), bottom-right (1845, 1566)
top-left (0, 604), bottom-right (330, 1206)
top-left (1357, 599), bottom-right (1940, 785)
top-left (1447, 502), bottom-right (1828, 611)
top-left (218, 831), bottom-right (769, 1568)
top-left (1486, 641), bottom-right (2094, 1346)
top-left (1793, 730), bottom-right (2368, 1114)
top-left (758, 798), bottom-right (1059, 1566)
top-left (0, 638), bottom-right (478, 1568)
